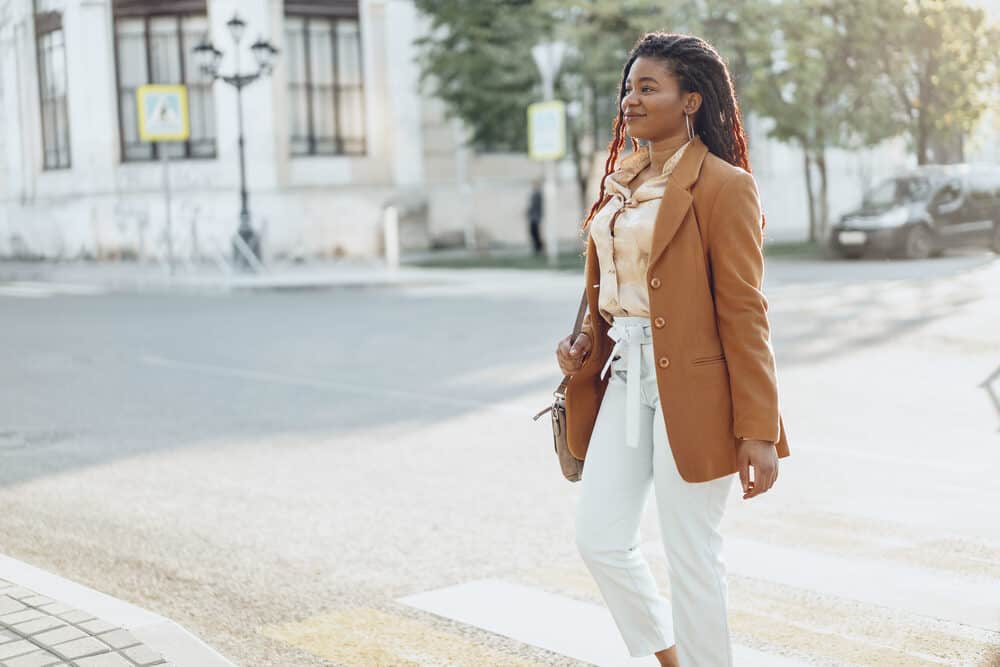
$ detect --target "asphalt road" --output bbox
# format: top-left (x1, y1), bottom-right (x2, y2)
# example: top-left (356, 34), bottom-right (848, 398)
top-left (2, 250), bottom-right (1000, 666)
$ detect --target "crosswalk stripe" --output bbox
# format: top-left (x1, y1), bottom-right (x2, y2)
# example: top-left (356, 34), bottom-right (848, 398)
top-left (676, 535), bottom-right (1000, 633)
top-left (516, 538), bottom-right (998, 666)
top-left (398, 579), bottom-right (810, 666)
top-left (259, 605), bottom-right (546, 667)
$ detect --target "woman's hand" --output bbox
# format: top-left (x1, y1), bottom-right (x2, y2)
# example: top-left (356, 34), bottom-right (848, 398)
top-left (736, 439), bottom-right (778, 499)
top-left (556, 332), bottom-right (592, 376)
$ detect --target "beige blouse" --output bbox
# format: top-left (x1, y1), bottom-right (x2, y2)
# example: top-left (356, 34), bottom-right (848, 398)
top-left (589, 140), bottom-right (691, 324)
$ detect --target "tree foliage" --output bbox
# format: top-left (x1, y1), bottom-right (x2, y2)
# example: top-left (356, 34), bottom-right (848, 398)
top-left (411, 0), bottom-right (1000, 238)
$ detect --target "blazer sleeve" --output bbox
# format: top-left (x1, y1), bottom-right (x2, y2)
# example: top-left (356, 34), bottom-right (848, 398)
top-left (706, 170), bottom-right (781, 444)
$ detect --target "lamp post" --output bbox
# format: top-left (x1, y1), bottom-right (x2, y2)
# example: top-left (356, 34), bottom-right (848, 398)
top-left (193, 13), bottom-right (278, 271)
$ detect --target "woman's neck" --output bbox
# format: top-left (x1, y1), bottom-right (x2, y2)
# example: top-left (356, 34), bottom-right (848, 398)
top-left (647, 135), bottom-right (690, 174)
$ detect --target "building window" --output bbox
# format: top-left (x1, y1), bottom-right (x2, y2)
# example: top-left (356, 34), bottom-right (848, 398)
top-left (113, 2), bottom-right (215, 161)
top-left (34, 3), bottom-right (71, 169)
top-left (284, 5), bottom-right (366, 156)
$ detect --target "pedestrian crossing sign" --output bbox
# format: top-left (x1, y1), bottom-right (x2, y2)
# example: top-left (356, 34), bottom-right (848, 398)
top-left (528, 100), bottom-right (566, 161)
top-left (136, 84), bottom-right (190, 142)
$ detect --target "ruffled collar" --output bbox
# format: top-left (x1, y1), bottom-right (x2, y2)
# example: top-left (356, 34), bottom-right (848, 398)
top-left (605, 140), bottom-right (691, 199)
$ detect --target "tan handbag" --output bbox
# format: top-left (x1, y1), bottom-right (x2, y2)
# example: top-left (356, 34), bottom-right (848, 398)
top-left (532, 290), bottom-right (589, 482)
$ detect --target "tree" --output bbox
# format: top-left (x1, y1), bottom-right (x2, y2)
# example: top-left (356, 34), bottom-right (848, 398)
top-left (741, 0), bottom-right (903, 243)
top-left (868, 0), bottom-right (999, 165)
top-left (411, 0), bottom-right (551, 152)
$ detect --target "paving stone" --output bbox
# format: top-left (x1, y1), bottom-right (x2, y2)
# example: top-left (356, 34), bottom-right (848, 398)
top-left (10, 616), bottom-right (65, 636)
top-left (0, 609), bottom-right (45, 625)
top-left (0, 580), bottom-right (11, 586)
top-left (1, 588), bottom-right (36, 601)
top-left (53, 610), bottom-right (93, 624)
top-left (76, 620), bottom-right (117, 635)
top-left (48, 636), bottom-right (112, 661)
top-left (0, 640), bottom-right (37, 660)
top-left (15, 596), bottom-right (54, 608)
top-left (73, 653), bottom-right (136, 667)
top-left (120, 644), bottom-right (165, 666)
top-left (92, 629), bottom-right (139, 650)
top-left (34, 604), bottom-right (71, 617)
top-left (0, 597), bottom-right (27, 616)
top-left (2, 648), bottom-right (65, 667)
top-left (31, 624), bottom-right (86, 647)
top-left (0, 628), bottom-right (20, 643)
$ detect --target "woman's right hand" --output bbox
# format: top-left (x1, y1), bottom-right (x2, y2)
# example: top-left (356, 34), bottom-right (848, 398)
top-left (556, 332), bottom-right (592, 375)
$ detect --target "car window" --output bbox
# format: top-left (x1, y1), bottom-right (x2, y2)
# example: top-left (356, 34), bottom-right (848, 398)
top-left (863, 176), bottom-right (931, 207)
top-left (931, 179), bottom-right (963, 207)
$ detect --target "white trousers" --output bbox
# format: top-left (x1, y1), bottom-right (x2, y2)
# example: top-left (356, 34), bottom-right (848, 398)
top-left (575, 316), bottom-right (736, 665)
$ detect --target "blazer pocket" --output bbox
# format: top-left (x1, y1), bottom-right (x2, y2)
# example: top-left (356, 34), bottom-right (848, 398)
top-left (691, 352), bottom-right (726, 366)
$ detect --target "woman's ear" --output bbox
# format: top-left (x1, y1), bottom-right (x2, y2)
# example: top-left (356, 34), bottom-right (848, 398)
top-left (684, 91), bottom-right (703, 116)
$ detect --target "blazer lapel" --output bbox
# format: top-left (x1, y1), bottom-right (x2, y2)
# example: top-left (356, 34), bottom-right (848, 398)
top-left (647, 136), bottom-right (710, 270)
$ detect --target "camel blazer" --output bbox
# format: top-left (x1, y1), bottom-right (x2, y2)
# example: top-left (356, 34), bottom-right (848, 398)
top-left (565, 135), bottom-right (791, 483)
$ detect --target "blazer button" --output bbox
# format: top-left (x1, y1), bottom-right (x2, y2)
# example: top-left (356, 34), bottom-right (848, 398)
top-left (649, 277), bottom-right (662, 288)
top-left (658, 356), bottom-right (670, 368)
top-left (654, 316), bottom-right (665, 328)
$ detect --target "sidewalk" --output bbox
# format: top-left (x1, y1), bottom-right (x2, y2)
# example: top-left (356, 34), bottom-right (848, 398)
top-left (0, 554), bottom-right (232, 667)
top-left (0, 252), bottom-right (598, 297)
top-left (0, 257), bottom-right (464, 294)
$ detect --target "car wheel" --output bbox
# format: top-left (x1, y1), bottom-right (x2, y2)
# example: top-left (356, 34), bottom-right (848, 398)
top-left (902, 224), bottom-right (934, 259)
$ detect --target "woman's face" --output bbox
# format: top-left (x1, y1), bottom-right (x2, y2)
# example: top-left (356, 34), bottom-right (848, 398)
top-left (620, 56), bottom-right (699, 142)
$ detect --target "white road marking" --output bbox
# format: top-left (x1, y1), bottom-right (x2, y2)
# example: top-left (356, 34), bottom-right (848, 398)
top-left (0, 282), bottom-right (105, 298)
top-left (137, 353), bottom-right (530, 415)
top-left (791, 442), bottom-right (982, 475)
top-left (397, 579), bottom-right (809, 666)
top-left (642, 535), bottom-right (1000, 633)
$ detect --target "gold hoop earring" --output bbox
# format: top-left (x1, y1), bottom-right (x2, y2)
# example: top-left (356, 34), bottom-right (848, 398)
top-left (685, 112), bottom-right (694, 140)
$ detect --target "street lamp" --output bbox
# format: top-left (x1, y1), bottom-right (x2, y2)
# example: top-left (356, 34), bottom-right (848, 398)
top-left (193, 13), bottom-right (279, 271)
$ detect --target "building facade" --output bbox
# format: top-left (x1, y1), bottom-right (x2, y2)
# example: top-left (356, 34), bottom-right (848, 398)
top-left (4, 0), bottom-right (992, 264)
top-left (1, 1), bottom-right (372, 260)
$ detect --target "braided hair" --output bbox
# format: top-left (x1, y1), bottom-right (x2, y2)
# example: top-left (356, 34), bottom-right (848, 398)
top-left (581, 32), bottom-right (761, 233)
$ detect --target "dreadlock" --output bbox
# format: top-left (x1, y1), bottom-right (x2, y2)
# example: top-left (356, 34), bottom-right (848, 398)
top-left (581, 32), bottom-right (763, 234)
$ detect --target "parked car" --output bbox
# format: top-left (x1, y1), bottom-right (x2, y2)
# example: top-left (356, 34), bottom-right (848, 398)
top-left (829, 163), bottom-right (1000, 259)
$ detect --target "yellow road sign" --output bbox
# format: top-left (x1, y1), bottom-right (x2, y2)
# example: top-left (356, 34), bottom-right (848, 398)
top-left (136, 84), bottom-right (190, 142)
top-left (527, 100), bottom-right (566, 161)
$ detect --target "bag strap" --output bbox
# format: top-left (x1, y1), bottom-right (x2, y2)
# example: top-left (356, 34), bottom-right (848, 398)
top-left (556, 227), bottom-right (597, 394)
top-left (571, 289), bottom-right (588, 337)
top-left (554, 288), bottom-right (590, 394)
top-left (572, 224), bottom-right (596, 339)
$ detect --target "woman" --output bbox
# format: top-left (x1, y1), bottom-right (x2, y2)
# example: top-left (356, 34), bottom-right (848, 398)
top-left (554, 33), bottom-right (791, 667)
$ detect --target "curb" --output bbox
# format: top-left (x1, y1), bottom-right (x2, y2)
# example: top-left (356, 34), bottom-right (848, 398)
top-left (0, 553), bottom-right (234, 666)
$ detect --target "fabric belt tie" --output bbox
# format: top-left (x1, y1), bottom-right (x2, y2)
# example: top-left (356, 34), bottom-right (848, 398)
top-left (600, 318), bottom-right (653, 449)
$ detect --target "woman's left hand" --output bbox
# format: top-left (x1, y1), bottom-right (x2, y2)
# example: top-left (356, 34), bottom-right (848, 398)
top-left (736, 439), bottom-right (778, 499)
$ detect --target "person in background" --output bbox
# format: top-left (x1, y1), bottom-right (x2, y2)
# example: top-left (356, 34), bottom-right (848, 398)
top-left (526, 178), bottom-right (545, 255)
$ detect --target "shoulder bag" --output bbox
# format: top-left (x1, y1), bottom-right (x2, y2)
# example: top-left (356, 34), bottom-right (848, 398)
top-left (532, 289), bottom-right (589, 482)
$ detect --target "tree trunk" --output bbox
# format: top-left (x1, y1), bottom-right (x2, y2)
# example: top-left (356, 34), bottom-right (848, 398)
top-left (816, 147), bottom-right (830, 242)
top-left (802, 144), bottom-right (817, 243)
top-left (565, 113), bottom-right (589, 227)
top-left (916, 113), bottom-right (930, 165)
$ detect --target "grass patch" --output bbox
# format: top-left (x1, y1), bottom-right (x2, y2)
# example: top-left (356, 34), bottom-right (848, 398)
top-left (408, 239), bottom-right (821, 270)
top-left (410, 250), bottom-right (586, 271)
top-left (763, 240), bottom-right (822, 257)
